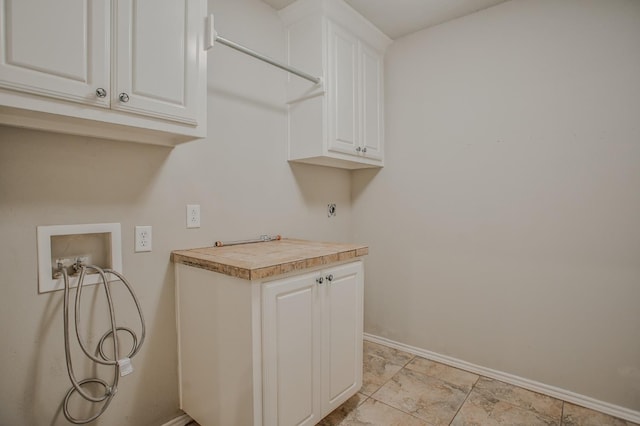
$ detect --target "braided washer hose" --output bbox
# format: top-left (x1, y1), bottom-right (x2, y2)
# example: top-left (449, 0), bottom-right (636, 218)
top-left (60, 265), bottom-right (145, 424)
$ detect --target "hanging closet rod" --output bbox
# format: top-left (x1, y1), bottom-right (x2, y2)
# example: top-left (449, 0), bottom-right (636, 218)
top-left (206, 14), bottom-right (322, 85)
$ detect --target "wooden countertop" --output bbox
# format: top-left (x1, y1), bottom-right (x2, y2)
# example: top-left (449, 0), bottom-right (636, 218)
top-left (171, 238), bottom-right (368, 280)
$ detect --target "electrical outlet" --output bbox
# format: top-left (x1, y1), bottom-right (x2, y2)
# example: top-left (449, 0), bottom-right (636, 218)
top-left (135, 226), bottom-right (152, 252)
top-left (186, 204), bottom-right (200, 228)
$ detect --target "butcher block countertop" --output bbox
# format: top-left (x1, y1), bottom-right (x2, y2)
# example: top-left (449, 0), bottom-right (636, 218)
top-left (171, 238), bottom-right (368, 281)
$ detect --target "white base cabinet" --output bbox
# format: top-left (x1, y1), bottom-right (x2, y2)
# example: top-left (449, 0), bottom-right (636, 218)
top-left (175, 260), bottom-right (364, 426)
top-left (0, 0), bottom-right (207, 146)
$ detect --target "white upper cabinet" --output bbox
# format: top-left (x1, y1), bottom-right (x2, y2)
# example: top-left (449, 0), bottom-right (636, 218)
top-left (281, 0), bottom-right (391, 169)
top-left (360, 41), bottom-right (384, 161)
top-left (0, 0), bottom-right (110, 108)
top-left (327, 21), bottom-right (359, 157)
top-left (113, 0), bottom-right (200, 125)
top-left (0, 0), bottom-right (207, 146)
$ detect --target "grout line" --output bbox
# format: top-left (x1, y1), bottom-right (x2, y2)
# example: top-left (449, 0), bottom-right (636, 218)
top-left (368, 362), bottom-right (403, 397)
top-left (402, 351), bottom-right (417, 367)
top-left (448, 381), bottom-right (475, 426)
top-left (363, 343), bottom-right (416, 397)
top-left (370, 398), bottom-right (433, 425)
top-left (476, 375), bottom-right (564, 424)
top-left (560, 401), bottom-right (565, 426)
top-left (369, 356), bottom-right (474, 425)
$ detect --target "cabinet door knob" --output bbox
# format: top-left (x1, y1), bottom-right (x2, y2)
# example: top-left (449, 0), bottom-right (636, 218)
top-left (316, 277), bottom-right (324, 285)
top-left (325, 274), bottom-right (334, 282)
top-left (355, 147), bottom-right (361, 152)
top-left (119, 93), bottom-right (130, 103)
top-left (95, 88), bottom-right (107, 98)
top-left (362, 147), bottom-right (367, 153)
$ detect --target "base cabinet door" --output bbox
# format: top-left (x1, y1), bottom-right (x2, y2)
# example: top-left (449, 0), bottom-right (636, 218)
top-left (321, 262), bottom-right (364, 414)
top-left (262, 271), bottom-right (322, 426)
top-left (262, 261), bottom-right (364, 426)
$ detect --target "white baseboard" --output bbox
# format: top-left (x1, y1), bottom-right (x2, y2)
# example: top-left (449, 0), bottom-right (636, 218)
top-left (364, 333), bottom-right (640, 424)
top-left (161, 413), bottom-right (193, 426)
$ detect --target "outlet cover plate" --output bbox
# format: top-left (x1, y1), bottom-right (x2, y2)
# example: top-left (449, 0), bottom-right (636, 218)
top-left (186, 204), bottom-right (201, 228)
top-left (135, 226), bottom-right (152, 252)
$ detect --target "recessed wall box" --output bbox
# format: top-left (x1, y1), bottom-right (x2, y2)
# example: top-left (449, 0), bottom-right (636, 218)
top-left (36, 223), bottom-right (123, 294)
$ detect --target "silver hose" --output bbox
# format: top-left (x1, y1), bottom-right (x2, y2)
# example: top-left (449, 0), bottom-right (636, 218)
top-left (60, 265), bottom-right (145, 424)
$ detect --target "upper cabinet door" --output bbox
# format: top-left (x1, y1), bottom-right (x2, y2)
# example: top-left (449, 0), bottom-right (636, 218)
top-left (360, 42), bottom-right (384, 161)
top-left (327, 21), bottom-right (360, 156)
top-left (0, 0), bottom-right (110, 107)
top-left (113, 0), bottom-right (200, 125)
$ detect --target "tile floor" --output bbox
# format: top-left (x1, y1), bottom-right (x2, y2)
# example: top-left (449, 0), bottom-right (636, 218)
top-left (319, 341), bottom-right (639, 426)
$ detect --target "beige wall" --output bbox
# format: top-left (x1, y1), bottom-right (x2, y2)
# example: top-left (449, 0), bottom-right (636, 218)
top-left (0, 1), bottom-right (352, 425)
top-left (354, 0), bottom-right (640, 412)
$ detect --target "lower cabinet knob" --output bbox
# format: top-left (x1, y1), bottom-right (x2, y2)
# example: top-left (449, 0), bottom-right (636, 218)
top-left (95, 88), bottom-right (107, 98)
top-left (316, 277), bottom-right (324, 284)
top-left (326, 274), bottom-right (334, 282)
top-left (119, 93), bottom-right (130, 103)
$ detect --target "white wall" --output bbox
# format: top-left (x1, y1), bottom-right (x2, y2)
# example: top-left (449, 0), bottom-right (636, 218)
top-left (353, 0), bottom-right (640, 412)
top-left (0, 1), bottom-right (352, 425)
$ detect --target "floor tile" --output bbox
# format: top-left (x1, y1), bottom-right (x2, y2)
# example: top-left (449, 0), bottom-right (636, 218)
top-left (320, 398), bottom-right (430, 426)
top-left (474, 377), bottom-right (563, 421)
top-left (371, 368), bottom-right (470, 426)
top-left (363, 341), bottom-right (415, 366)
top-left (361, 352), bottom-right (404, 395)
top-left (318, 393), bottom-right (369, 426)
top-left (451, 389), bottom-right (559, 426)
top-left (405, 357), bottom-right (479, 392)
top-left (562, 402), bottom-right (639, 426)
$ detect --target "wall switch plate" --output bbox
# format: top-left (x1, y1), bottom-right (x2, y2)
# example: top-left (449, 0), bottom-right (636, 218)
top-left (135, 226), bottom-right (152, 252)
top-left (186, 204), bottom-right (201, 228)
